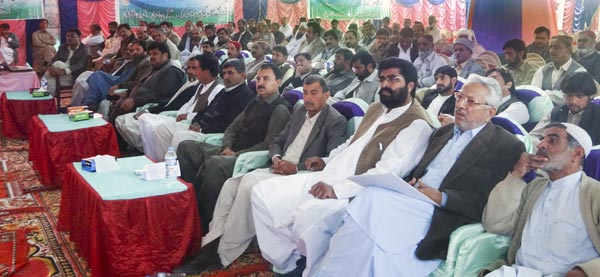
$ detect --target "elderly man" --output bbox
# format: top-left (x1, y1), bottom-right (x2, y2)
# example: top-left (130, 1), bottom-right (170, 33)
top-left (107, 42), bottom-right (186, 123)
top-left (313, 74), bottom-right (524, 276)
top-left (315, 30), bottom-right (341, 61)
top-left (333, 51), bottom-right (380, 104)
top-left (425, 15), bottom-right (442, 43)
top-left (386, 27), bottom-right (418, 63)
top-left (503, 39), bottom-right (538, 86)
top-left (177, 63), bottom-right (292, 234)
top-left (151, 59), bottom-right (255, 161)
top-left (279, 16), bottom-right (293, 38)
top-left (532, 72), bottom-right (600, 145)
top-left (343, 30), bottom-right (367, 54)
top-left (575, 30), bottom-right (600, 83)
top-left (44, 28), bottom-right (90, 96)
top-left (32, 19), bottom-right (56, 73)
top-left (177, 20), bottom-right (195, 51)
top-left (483, 123), bottom-right (598, 277)
top-left (160, 21), bottom-right (181, 46)
top-left (232, 19), bottom-right (254, 51)
top-left (526, 26), bottom-right (551, 62)
top-left (414, 34), bottom-right (447, 88)
top-left (174, 75), bottom-right (347, 274)
top-left (245, 41), bottom-right (270, 81)
top-left (117, 53), bottom-right (224, 153)
top-left (486, 68), bottom-right (529, 124)
top-left (253, 21), bottom-right (275, 49)
top-left (531, 35), bottom-right (586, 106)
top-left (421, 66), bottom-right (458, 117)
top-left (454, 37), bottom-right (485, 78)
top-left (324, 48), bottom-right (356, 95)
top-left (151, 28), bottom-right (181, 64)
top-left (0, 23), bottom-right (20, 65)
top-left (251, 57), bottom-right (436, 275)
top-left (287, 23), bottom-right (307, 57)
top-left (298, 22), bottom-right (325, 60)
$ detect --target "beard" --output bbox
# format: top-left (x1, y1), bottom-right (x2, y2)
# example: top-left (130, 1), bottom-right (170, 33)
top-left (537, 148), bottom-right (572, 172)
top-left (379, 85), bottom-right (409, 108)
top-left (579, 47), bottom-right (594, 56)
top-left (436, 82), bottom-right (453, 95)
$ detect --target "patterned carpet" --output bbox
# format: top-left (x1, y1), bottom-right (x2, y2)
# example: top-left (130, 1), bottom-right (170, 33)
top-left (0, 138), bottom-right (274, 276)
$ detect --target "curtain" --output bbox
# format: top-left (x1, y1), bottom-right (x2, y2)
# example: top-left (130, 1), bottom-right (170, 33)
top-left (59, 0), bottom-right (78, 43)
top-left (25, 20), bottom-right (43, 66)
top-left (521, 0), bottom-right (557, 45)
top-left (0, 20), bottom-right (26, 65)
top-left (470, 0), bottom-right (522, 53)
top-left (243, 0), bottom-right (269, 20)
top-left (573, 0), bottom-right (584, 32)
top-left (583, 0), bottom-right (600, 29)
top-left (392, 0), bottom-right (466, 37)
top-left (266, 0), bottom-right (307, 28)
top-left (77, 0), bottom-right (116, 38)
top-left (235, 0), bottom-right (245, 24)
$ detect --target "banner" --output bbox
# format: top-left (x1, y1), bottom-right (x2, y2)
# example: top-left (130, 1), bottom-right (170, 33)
top-left (119, 0), bottom-right (234, 26)
top-left (0, 0), bottom-right (44, 20)
top-left (310, 0), bottom-right (388, 20)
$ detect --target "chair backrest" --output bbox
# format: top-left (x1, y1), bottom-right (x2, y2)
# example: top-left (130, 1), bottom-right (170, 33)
top-left (248, 79), bottom-right (257, 93)
top-left (281, 88), bottom-right (303, 107)
top-left (584, 145), bottom-right (600, 181)
top-left (332, 97), bottom-right (369, 137)
top-left (491, 116), bottom-right (533, 153)
top-left (526, 53), bottom-right (546, 69)
top-left (265, 54), bottom-right (273, 62)
top-left (215, 49), bottom-right (227, 59)
top-left (477, 50), bottom-right (501, 69)
top-left (455, 76), bottom-right (466, 91)
top-left (514, 85), bottom-right (553, 129)
top-left (240, 50), bottom-right (254, 64)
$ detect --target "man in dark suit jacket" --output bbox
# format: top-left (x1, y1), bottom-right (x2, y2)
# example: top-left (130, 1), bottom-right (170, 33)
top-left (232, 19), bottom-right (254, 51)
top-left (44, 28), bottom-right (90, 96)
top-left (386, 27), bottom-right (419, 63)
top-left (420, 66), bottom-right (458, 116)
top-left (314, 74), bottom-right (525, 276)
top-left (174, 74), bottom-right (347, 274)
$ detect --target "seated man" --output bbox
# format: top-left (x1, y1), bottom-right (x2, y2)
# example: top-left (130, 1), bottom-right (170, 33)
top-left (174, 75), bottom-right (347, 273)
top-left (486, 68), bottom-right (529, 124)
top-left (271, 46), bottom-right (294, 88)
top-left (107, 42), bottom-right (186, 123)
top-left (453, 38), bottom-right (485, 78)
top-left (385, 27), bottom-right (417, 63)
top-left (532, 72), bottom-right (600, 145)
top-left (414, 35), bottom-right (447, 88)
top-left (368, 28), bottom-right (391, 64)
top-left (531, 35), bottom-right (586, 106)
top-left (332, 51), bottom-right (380, 104)
top-left (81, 24), bottom-right (104, 48)
top-left (314, 30), bottom-right (341, 61)
top-left (151, 28), bottom-right (181, 65)
top-left (483, 123), bottom-right (598, 277)
top-left (575, 30), bottom-right (600, 83)
top-left (32, 19), bottom-right (56, 74)
top-left (0, 23), bottom-right (20, 65)
top-left (281, 53), bottom-right (319, 93)
top-left (245, 41), bottom-right (270, 81)
top-left (150, 59), bottom-right (255, 161)
top-left (177, 63), bottom-right (292, 233)
top-left (297, 22), bottom-right (325, 60)
top-left (117, 53), bottom-right (223, 153)
top-left (312, 74), bottom-right (524, 276)
top-left (343, 29), bottom-right (367, 54)
top-left (421, 66), bottom-right (458, 118)
top-left (44, 28), bottom-right (90, 96)
top-left (251, 58), bottom-right (436, 275)
top-left (324, 48), bottom-right (356, 95)
top-left (503, 39), bottom-right (538, 87)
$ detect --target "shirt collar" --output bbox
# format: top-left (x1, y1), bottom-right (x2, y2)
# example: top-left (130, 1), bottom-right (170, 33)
top-left (224, 82), bottom-right (243, 92)
top-left (555, 58), bottom-right (573, 71)
top-left (306, 109), bottom-right (322, 122)
top-left (548, 170), bottom-right (582, 190)
top-left (499, 95), bottom-right (511, 105)
top-left (453, 122), bottom-right (486, 138)
top-left (364, 69), bottom-right (378, 83)
top-left (260, 92), bottom-right (280, 104)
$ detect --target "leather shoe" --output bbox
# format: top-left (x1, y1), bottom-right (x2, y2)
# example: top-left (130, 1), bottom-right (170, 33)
top-left (172, 251), bottom-right (222, 274)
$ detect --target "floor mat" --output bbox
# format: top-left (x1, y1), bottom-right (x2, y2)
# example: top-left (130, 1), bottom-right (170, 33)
top-left (0, 149), bottom-right (45, 193)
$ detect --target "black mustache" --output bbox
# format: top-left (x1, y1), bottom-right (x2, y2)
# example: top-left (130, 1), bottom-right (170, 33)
top-left (257, 85), bottom-right (265, 90)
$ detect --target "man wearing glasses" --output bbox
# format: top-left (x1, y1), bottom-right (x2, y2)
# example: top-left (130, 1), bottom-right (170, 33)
top-left (251, 57), bottom-right (436, 275)
top-left (311, 74), bottom-right (524, 276)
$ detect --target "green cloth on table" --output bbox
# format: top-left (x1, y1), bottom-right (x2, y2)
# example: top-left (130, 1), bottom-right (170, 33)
top-left (38, 114), bottom-right (107, 132)
top-left (73, 155), bottom-right (188, 200)
top-left (6, 91), bottom-right (53, 100)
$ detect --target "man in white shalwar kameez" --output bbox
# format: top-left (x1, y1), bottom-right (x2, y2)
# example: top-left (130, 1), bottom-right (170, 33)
top-left (251, 58), bottom-right (435, 275)
top-left (313, 75), bottom-right (525, 276)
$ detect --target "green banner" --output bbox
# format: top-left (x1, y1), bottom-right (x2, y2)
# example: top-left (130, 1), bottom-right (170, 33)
top-left (0, 0), bottom-right (44, 20)
top-left (310, 0), bottom-right (387, 20)
top-left (119, 0), bottom-right (233, 26)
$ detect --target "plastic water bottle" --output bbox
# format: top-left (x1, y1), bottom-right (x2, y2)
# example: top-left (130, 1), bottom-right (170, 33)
top-left (146, 273), bottom-right (186, 277)
top-left (165, 147), bottom-right (178, 179)
top-left (40, 77), bottom-right (48, 91)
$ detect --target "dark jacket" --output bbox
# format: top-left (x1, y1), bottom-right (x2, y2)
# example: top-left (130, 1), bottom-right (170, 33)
top-left (192, 83), bottom-right (255, 134)
top-left (420, 89), bottom-right (456, 115)
top-left (551, 102), bottom-right (600, 145)
top-left (386, 42), bottom-right (419, 62)
top-left (50, 43), bottom-right (90, 81)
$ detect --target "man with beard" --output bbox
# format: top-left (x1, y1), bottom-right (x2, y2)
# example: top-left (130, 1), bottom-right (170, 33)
top-left (286, 22), bottom-right (307, 57)
top-left (531, 72), bottom-right (600, 145)
top-left (203, 24), bottom-right (218, 45)
top-left (173, 75), bottom-right (347, 274)
top-left (315, 30), bottom-right (341, 62)
top-left (360, 23), bottom-right (376, 48)
top-left (232, 19), bottom-right (254, 51)
top-left (281, 52), bottom-right (319, 93)
top-left (215, 28), bottom-right (230, 50)
top-left (178, 20), bottom-right (195, 51)
top-left (251, 57), bottom-right (435, 276)
top-left (136, 27), bottom-right (153, 44)
top-left (32, 19), bottom-right (57, 74)
top-left (421, 66), bottom-right (457, 117)
top-left (271, 46), bottom-right (294, 87)
top-left (151, 28), bottom-right (181, 64)
top-left (297, 22), bottom-right (325, 61)
top-left (313, 74), bottom-right (524, 276)
top-left (343, 29), bottom-right (367, 54)
top-left (483, 123), bottom-right (599, 277)
top-left (502, 39), bottom-right (537, 86)
top-left (526, 26), bottom-right (551, 62)
top-left (575, 30), bottom-right (600, 83)
top-left (531, 35), bottom-right (586, 106)
top-left (245, 41), bottom-right (270, 82)
top-left (201, 41), bottom-right (215, 54)
top-left (115, 53), bottom-right (221, 153)
top-left (413, 34), bottom-right (447, 88)
top-left (386, 27), bottom-right (418, 63)
top-left (324, 48), bottom-right (356, 95)
top-left (333, 51), bottom-right (380, 104)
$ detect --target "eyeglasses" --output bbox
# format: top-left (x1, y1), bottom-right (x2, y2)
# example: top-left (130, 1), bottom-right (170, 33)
top-left (378, 75), bottom-right (404, 84)
top-left (454, 91), bottom-right (488, 107)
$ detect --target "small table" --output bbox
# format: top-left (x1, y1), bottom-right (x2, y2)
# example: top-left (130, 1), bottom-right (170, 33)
top-left (28, 114), bottom-right (120, 187)
top-left (1, 92), bottom-right (56, 139)
top-left (0, 71), bottom-right (40, 93)
top-left (57, 156), bottom-right (202, 277)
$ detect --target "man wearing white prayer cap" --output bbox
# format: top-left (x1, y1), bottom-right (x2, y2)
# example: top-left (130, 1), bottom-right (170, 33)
top-left (483, 122), bottom-right (600, 277)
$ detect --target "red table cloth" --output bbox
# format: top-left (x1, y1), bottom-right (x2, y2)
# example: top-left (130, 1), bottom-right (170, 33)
top-left (28, 115), bottom-right (120, 187)
top-left (1, 93), bottom-right (56, 139)
top-left (57, 163), bottom-right (202, 277)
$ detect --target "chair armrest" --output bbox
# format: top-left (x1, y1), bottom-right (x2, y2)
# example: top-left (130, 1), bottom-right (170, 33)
top-left (232, 150), bottom-right (270, 176)
top-left (199, 133), bottom-right (224, 146)
top-left (453, 232), bottom-right (511, 276)
top-left (158, 110), bottom-right (179, 118)
top-left (429, 223), bottom-right (485, 277)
